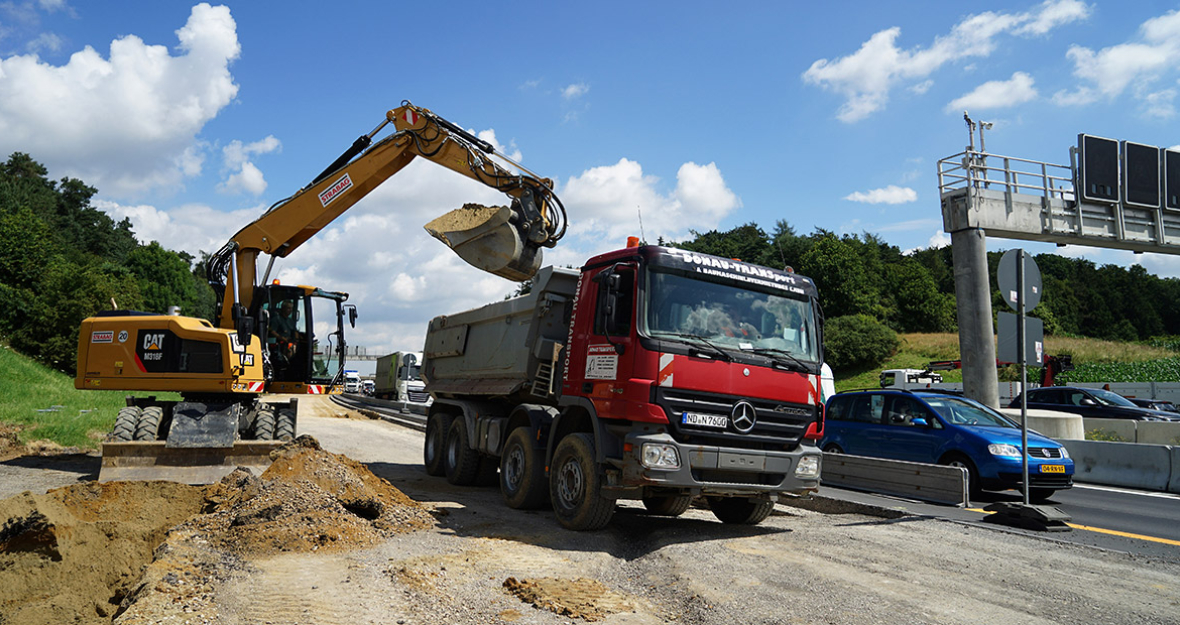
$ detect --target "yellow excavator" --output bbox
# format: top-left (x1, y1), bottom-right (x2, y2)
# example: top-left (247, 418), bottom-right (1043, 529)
top-left (75, 101), bottom-right (567, 483)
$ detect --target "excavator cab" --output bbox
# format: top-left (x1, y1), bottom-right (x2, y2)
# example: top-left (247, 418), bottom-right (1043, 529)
top-left (256, 283), bottom-right (353, 394)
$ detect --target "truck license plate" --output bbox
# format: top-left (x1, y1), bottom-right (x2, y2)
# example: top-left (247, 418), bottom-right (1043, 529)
top-left (683, 412), bottom-right (728, 428)
top-left (1040, 464), bottom-right (1065, 473)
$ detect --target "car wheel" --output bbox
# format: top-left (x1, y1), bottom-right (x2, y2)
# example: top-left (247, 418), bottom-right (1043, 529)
top-left (941, 454), bottom-right (980, 498)
top-left (822, 443), bottom-right (843, 454)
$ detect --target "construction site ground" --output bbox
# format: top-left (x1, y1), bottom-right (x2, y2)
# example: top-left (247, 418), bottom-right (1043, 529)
top-left (1, 396), bottom-right (1178, 625)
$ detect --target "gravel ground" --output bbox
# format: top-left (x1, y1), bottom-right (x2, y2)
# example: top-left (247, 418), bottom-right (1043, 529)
top-left (3, 397), bottom-right (1179, 624)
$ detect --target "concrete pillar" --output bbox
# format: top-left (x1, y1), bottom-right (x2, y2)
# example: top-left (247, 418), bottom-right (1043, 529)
top-left (951, 227), bottom-right (1000, 408)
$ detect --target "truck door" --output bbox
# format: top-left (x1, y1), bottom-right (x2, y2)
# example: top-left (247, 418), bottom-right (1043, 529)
top-left (580, 263), bottom-right (637, 414)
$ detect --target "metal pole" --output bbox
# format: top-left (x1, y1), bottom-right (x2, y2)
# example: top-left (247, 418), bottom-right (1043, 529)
top-left (1018, 249), bottom-right (1030, 506)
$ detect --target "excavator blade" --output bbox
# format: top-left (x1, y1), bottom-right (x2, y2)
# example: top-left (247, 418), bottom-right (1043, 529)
top-left (98, 441), bottom-right (284, 484)
top-left (424, 204), bottom-right (542, 282)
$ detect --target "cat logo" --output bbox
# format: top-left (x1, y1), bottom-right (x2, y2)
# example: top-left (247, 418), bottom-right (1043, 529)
top-left (143, 333), bottom-right (165, 351)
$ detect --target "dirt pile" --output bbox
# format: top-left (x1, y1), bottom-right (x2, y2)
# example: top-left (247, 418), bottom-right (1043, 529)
top-left (114, 435), bottom-right (435, 622)
top-left (179, 435), bottom-right (434, 555)
top-left (0, 480), bottom-right (206, 625)
top-left (1, 435), bottom-right (435, 623)
top-left (502, 577), bottom-right (635, 622)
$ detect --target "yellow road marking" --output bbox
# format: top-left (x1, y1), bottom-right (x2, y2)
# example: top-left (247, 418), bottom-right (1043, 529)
top-left (968, 508), bottom-right (1180, 546)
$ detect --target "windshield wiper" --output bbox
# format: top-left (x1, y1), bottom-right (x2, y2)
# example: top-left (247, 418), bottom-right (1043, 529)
top-left (750, 347), bottom-right (810, 373)
top-left (656, 332), bottom-right (733, 361)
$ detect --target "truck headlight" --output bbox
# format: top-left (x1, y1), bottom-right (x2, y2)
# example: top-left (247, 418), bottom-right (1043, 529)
top-left (988, 444), bottom-right (1021, 457)
top-left (795, 454), bottom-right (821, 479)
top-left (641, 443), bottom-right (681, 470)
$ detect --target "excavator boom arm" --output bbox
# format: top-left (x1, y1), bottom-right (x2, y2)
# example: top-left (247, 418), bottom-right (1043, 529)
top-left (211, 101), bottom-right (566, 328)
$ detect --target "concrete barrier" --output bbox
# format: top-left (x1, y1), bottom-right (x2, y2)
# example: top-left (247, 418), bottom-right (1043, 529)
top-left (1172, 448), bottom-right (1180, 493)
top-left (1060, 440), bottom-right (1174, 491)
top-left (821, 452), bottom-right (968, 506)
top-left (998, 408), bottom-right (1085, 440)
top-left (1136, 422), bottom-right (1180, 445)
top-left (1082, 418), bottom-right (1137, 442)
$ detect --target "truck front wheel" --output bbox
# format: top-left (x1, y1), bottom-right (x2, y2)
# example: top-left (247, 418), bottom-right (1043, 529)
top-left (500, 427), bottom-right (548, 509)
top-left (424, 413), bottom-right (454, 477)
top-left (444, 418), bottom-right (481, 486)
top-left (706, 496), bottom-right (774, 525)
top-left (550, 433), bottom-right (614, 531)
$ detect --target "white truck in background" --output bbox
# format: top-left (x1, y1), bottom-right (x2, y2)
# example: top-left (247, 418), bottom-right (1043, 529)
top-left (375, 351), bottom-right (432, 408)
top-left (344, 369), bottom-right (362, 393)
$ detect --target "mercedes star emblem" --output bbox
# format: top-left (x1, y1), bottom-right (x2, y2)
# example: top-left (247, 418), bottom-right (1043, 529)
top-left (730, 401), bottom-right (757, 433)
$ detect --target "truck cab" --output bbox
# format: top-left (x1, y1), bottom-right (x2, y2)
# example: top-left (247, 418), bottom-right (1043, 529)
top-left (422, 243), bottom-right (825, 530)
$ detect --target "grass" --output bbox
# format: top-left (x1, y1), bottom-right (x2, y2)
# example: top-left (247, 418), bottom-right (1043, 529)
top-left (0, 343), bottom-right (178, 449)
top-left (833, 332), bottom-right (1177, 393)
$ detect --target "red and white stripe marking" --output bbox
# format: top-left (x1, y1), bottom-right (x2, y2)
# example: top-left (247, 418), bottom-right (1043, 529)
top-left (306, 385), bottom-right (323, 395)
top-left (404, 109), bottom-right (420, 125)
top-left (247, 381), bottom-right (265, 393)
top-left (658, 353), bottom-right (675, 387)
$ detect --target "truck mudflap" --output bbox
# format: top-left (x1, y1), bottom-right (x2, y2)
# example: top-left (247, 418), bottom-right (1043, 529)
top-left (98, 441), bottom-right (285, 484)
top-left (614, 432), bottom-right (822, 497)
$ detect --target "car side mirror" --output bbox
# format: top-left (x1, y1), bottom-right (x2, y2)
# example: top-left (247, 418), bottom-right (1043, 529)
top-left (912, 417), bottom-right (928, 427)
top-left (1080, 398), bottom-right (1097, 406)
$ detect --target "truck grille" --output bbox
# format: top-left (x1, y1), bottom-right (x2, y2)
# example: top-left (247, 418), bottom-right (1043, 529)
top-left (407, 390), bottom-right (430, 403)
top-left (655, 387), bottom-right (814, 450)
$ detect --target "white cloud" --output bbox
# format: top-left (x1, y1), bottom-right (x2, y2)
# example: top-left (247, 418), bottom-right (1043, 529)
top-left (560, 158), bottom-right (740, 246)
top-left (803, 0), bottom-right (1089, 122)
top-left (844, 185), bottom-right (918, 204)
top-left (1053, 9), bottom-right (1180, 112)
top-left (562, 82), bottom-right (589, 99)
top-left (0, 3), bottom-right (240, 198)
top-left (26, 32), bottom-right (63, 53)
top-left (218, 135), bottom-right (280, 195)
top-left (947, 72), bottom-right (1038, 112)
top-left (927, 230), bottom-right (951, 249)
top-left (94, 198), bottom-right (262, 254)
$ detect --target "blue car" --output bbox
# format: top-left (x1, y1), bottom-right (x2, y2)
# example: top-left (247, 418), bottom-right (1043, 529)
top-left (822, 390), bottom-right (1074, 501)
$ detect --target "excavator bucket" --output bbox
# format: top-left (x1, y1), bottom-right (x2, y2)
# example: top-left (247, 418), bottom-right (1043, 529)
top-left (98, 441), bottom-right (284, 484)
top-left (425, 204), bottom-right (542, 282)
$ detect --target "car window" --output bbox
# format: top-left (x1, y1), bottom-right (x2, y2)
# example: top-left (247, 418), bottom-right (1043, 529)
top-left (886, 396), bottom-right (928, 427)
top-left (827, 396), bottom-right (850, 421)
top-left (923, 397), bottom-right (1015, 428)
top-left (1089, 388), bottom-right (1138, 407)
top-left (1029, 388), bottom-right (1059, 404)
top-left (846, 395), bottom-right (883, 424)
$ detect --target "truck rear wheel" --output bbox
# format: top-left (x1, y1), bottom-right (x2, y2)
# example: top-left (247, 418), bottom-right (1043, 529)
top-left (424, 413), bottom-right (454, 477)
top-left (707, 496), bottom-right (774, 525)
top-left (134, 406), bottom-right (164, 441)
top-left (444, 418), bottom-right (482, 486)
top-left (550, 433), bottom-right (614, 531)
top-left (500, 427), bottom-right (549, 509)
top-left (111, 406), bottom-right (140, 442)
top-left (642, 494), bottom-right (693, 516)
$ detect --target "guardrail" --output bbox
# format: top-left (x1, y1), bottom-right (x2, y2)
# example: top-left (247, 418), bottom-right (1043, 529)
top-left (821, 452), bottom-right (968, 507)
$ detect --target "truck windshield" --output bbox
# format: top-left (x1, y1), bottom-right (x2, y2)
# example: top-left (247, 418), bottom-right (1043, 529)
top-left (643, 269), bottom-right (819, 362)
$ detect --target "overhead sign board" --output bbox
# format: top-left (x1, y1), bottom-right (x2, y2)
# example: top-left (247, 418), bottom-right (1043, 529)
top-left (1078, 134), bottom-right (1119, 204)
top-left (1123, 141), bottom-right (1161, 210)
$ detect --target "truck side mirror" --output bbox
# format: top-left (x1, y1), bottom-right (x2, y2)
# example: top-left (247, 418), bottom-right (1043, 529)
top-left (346, 304), bottom-right (358, 328)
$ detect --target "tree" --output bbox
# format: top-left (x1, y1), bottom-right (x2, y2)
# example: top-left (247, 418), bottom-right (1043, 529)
top-left (125, 242), bottom-right (202, 315)
top-left (884, 258), bottom-right (956, 333)
top-left (798, 234), bottom-right (878, 318)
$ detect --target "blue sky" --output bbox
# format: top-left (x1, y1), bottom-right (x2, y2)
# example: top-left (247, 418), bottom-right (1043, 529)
top-left (2, 1), bottom-right (1179, 353)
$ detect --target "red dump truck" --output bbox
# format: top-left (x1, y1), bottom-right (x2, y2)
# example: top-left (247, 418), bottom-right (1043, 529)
top-left (421, 242), bottom-right (825, 530)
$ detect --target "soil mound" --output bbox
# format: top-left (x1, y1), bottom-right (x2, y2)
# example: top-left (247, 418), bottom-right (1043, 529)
top-left (179, 435), bottom-right (434, 555)
top-left (0, 480), bottom-right (206, 625)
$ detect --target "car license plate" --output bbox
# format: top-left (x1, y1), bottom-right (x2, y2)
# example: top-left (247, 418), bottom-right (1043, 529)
top-left (1040, 464), bottom-right (1065, 473)
top-left (682, 412), bottom-right (728, 428)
